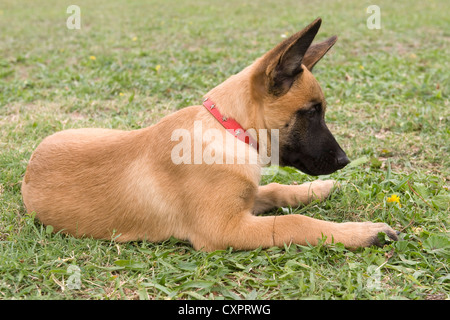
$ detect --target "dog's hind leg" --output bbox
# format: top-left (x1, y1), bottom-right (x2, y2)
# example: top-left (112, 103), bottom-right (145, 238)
top-left (252, 180), bottom-right (337, 215)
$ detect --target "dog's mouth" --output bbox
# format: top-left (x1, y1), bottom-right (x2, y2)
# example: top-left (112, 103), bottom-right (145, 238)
top-left (280, 149), bottom-right (350, 176)
top-left (279, 114), bottom-right (350, 176)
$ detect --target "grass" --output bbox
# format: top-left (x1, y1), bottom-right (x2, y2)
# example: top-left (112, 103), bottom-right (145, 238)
top-left (0, 0), bottom-right (449, 300)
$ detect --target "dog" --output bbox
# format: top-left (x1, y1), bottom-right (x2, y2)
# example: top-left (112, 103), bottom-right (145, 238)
top-left (21, 18), bottom-right (398, 251)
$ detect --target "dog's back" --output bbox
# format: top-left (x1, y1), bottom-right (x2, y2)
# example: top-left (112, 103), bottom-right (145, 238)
top-left (21, 106), bottom-right (247, 244)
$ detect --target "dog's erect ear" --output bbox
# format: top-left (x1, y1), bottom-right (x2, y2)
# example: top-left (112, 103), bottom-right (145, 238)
top-left (302, 35), bottom-right (337, 71)
top-left (264, 18), bottom-right (322, 96)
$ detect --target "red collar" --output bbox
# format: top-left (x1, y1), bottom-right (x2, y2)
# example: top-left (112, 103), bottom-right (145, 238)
top-left (202, 97), bottom-right (259, 151)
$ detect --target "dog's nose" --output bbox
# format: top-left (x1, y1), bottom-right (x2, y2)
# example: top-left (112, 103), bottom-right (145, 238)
top-left (336, 154), bottom-right (350, 168)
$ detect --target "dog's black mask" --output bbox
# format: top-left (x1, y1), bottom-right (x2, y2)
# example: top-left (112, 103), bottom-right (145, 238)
top-left (279, 104), bottom-right (350, 176)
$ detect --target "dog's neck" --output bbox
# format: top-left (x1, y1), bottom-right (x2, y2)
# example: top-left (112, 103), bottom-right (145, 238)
top-left (204, 63), bottom-right (266, 133)
top-left (204, 60), bottom-right (276, 157)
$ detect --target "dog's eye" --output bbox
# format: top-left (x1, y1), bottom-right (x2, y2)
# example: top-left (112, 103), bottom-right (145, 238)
top-left (296, 103), bottom-right (321, 119)
top-left (306, 104), bottom-right (321, 117)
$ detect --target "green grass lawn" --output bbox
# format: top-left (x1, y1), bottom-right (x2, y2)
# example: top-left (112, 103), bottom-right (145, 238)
top-left (0, 0), bottom-right (449, 300)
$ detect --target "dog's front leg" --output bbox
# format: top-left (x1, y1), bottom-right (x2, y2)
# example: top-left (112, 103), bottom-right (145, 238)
top-left (190, 211), bottom-right (398, 251)
top-left (253, 180), bottom-right (337, 214)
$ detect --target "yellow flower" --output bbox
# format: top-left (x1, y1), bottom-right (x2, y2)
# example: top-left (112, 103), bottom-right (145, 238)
top-left (359, 65), bottom-right (364, 70)
top-left (412, 226), bottom-right (423, 234)
top-left (119, 92), bottom-right (124, 96)
top-left (89, 56), bottom-right (96, 60)
top-left (387, 194), bottom-right (401, 207)
top-left (132, 36), bottom-right (137, 41)
top-left (155, 64), bottom-right (161, 72)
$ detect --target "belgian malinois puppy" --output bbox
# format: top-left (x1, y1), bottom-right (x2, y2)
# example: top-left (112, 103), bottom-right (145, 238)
top-left (21, 18), bottom-right (398, 251)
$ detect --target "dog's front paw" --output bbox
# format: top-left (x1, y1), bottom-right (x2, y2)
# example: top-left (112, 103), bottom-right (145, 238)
top-left (340, 221), bottom-right (399, 248)
top-left (301, 179), bottom-right (339, 202)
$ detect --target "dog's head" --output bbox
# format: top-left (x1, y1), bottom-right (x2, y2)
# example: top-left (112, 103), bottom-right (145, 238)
top-left (253, 18), bottom-right (350, 176)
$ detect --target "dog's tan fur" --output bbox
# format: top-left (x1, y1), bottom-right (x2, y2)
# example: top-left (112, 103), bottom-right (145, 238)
top-left (22, 18), bottom-right (397, 251)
